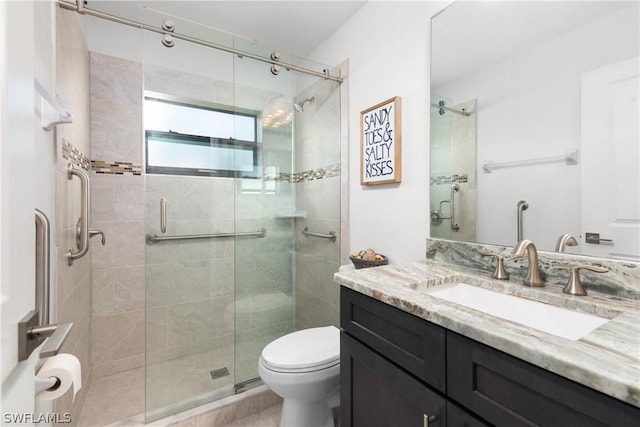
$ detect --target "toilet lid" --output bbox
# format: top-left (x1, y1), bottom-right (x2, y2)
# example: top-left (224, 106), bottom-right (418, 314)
top-left (261, 326), bottom-right (340, 372)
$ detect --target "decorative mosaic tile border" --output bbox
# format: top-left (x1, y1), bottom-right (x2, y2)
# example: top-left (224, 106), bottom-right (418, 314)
top-left (91, 160), bottom-right (142, 175)
top-left (430, 173), bottom-right (468, 185)
top-left (267, 162), bottom-right (341, 183)
top-left (62, 139), bottom-right (91, 171)
top-left (88, 159), bottom-right (337, 179)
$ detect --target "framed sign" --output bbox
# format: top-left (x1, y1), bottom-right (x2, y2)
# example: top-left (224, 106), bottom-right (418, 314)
top-left (360, 96), bottom-right (402, 185)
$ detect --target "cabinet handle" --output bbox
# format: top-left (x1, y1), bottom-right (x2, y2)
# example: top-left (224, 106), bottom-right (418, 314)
top-left (423, 414), bottom-right (437, 427)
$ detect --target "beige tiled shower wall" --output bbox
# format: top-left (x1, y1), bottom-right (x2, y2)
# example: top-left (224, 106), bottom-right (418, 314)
top-left (53, 7), bottom-right (92, 426)
top-left (89, 52), bottom-right (145, 379)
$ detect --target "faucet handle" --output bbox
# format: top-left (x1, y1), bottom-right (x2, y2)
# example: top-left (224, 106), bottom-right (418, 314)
top-left (558, 264), bottom-right (609, 296)
top-left (480, 251), bottom-right (510, 280)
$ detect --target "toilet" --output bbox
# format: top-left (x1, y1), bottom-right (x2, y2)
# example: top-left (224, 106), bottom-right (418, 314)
top-left (258, 326), bottom-right (340, 427)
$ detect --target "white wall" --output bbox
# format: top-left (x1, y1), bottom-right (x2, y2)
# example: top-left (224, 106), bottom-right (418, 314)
top-left (1, 0), bottom-right (45, 421)
top-left (309, 1), bottom-right (449, 263)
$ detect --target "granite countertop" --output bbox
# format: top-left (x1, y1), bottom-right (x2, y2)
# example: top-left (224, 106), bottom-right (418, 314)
top-left (334, 260), bottom-right (640, 408)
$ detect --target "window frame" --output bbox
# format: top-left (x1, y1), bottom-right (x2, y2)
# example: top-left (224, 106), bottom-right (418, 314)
top-left (144, 93), bottom-right (260, 178)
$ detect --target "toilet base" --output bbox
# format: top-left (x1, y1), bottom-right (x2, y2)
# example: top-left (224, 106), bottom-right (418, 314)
top-left (281, 399), bottom-right (335, 427)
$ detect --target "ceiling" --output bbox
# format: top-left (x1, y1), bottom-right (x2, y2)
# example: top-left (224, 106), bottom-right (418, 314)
top-left (87, 0), bottom-right (367, 57)
top-left (431, 1), bottom-right (633, 87)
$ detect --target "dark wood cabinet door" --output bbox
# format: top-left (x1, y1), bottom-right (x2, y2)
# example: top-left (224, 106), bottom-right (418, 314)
top-left (341, 287), bottom-right (446, 392)
top-left (341, 332), bottom-right (446, 427)
top-left (447, 333), bottom-right (640, 427)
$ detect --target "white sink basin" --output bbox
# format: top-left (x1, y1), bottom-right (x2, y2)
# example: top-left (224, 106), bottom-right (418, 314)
top-left (426, 283), bottom-right (610, 340)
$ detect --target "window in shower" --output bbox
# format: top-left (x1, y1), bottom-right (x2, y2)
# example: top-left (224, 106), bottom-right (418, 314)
top-left (144, 93), bottom-right (259, 177)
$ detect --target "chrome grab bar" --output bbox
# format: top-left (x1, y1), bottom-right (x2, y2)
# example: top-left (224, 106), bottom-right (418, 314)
top-left (517, 200), bottom-right (529, 242)
top-left (146, 228), bottom-right (267, 244)
top-left (20, 208), bottom-right (73, 361)
top-left (301, 227), bottom-right (337, 242)
top-left (35, 209), bottom-right (50, 325)
top-left (450, 184), bottom-right (460, 232)
top-left (67, 163), bottom-right (90, 265)
top-left (160, 197), bottom-right (167, 233)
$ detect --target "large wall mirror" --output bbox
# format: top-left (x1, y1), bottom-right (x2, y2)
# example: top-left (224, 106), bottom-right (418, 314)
top-left (430, 1), bottom-right (639, 261)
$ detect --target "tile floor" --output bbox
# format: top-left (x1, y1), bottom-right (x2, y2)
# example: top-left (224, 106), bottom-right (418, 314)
top-left (169, 403), bottom-right (282, 427)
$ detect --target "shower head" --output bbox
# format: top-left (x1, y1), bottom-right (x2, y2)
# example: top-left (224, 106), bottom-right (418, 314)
top-left (294, 96), bottom-right (315, 112)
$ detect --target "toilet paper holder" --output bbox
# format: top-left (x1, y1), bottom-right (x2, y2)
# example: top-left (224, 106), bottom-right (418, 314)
top-left (35, 376), bottom-right (61, 394)
top-left (18, 310), bottom-right (73, 361)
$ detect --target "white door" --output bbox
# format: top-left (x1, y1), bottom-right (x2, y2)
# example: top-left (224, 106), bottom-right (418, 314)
top-left (1, 0), bottom-right (39, 420)
top-left (580, 57), bottom-right (640, 261)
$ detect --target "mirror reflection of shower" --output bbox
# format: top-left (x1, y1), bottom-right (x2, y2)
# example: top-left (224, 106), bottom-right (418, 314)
top-left (431, 99), bottom-right (471, 117)
top-left (429, 96), bottom-right (477, 242)
top-left (294, 96), bottom-right (315, 112)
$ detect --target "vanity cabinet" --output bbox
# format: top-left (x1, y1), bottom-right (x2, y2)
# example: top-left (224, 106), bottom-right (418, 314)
top-left (341, 334), bottom-right (446, 426)
top-left (340, 287), bottom-right (640, 427)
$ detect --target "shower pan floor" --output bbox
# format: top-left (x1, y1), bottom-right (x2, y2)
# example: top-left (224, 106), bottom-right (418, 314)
top-left (77, 347), bottom-right (235, 426)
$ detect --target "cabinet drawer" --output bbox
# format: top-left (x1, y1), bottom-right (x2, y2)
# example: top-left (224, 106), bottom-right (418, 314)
top-left (447, 332), bottom-right (640, 427)
top-left (341, 332), bottom-right (446, 427)
top-left (340, 286), bottom-right (446, 392)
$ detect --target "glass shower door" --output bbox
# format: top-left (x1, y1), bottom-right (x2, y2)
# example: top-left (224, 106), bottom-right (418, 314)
top-left (232, 38), bottom-right (296, 389)
top-left (143, 9), bottom-right (237, 421)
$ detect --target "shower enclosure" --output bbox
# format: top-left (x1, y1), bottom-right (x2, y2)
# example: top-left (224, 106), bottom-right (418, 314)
top-left (429, 96), bottom-right (477, 242)
top-left (93, 8), bottom-right (342, 422)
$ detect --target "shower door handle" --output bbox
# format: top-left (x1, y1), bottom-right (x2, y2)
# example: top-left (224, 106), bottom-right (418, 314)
top-left (67, 163), bottom-right (90, 265)
top-left (450, 184), bottom-right (460, 232)
top-left (160, 197), bottom-right (167, 233)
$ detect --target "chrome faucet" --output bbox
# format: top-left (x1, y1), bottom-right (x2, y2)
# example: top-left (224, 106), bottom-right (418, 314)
top-left (555, 233), bottom-right (578, 252)
top-left (512, 240), bottom-right (545, 287)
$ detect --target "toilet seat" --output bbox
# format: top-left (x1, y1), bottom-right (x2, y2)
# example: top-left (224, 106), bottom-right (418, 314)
top-left (260, 326), bottom-right (340, 373)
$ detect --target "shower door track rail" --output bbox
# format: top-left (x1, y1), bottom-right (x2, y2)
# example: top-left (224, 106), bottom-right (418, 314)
top-left (58, 0), bottom-right (344, 83)
top-left (146, 228), bottom-right (267, 244)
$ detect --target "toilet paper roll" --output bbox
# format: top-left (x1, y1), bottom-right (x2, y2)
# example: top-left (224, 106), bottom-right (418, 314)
top-left (35, 354), bottom-right (82, 401)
